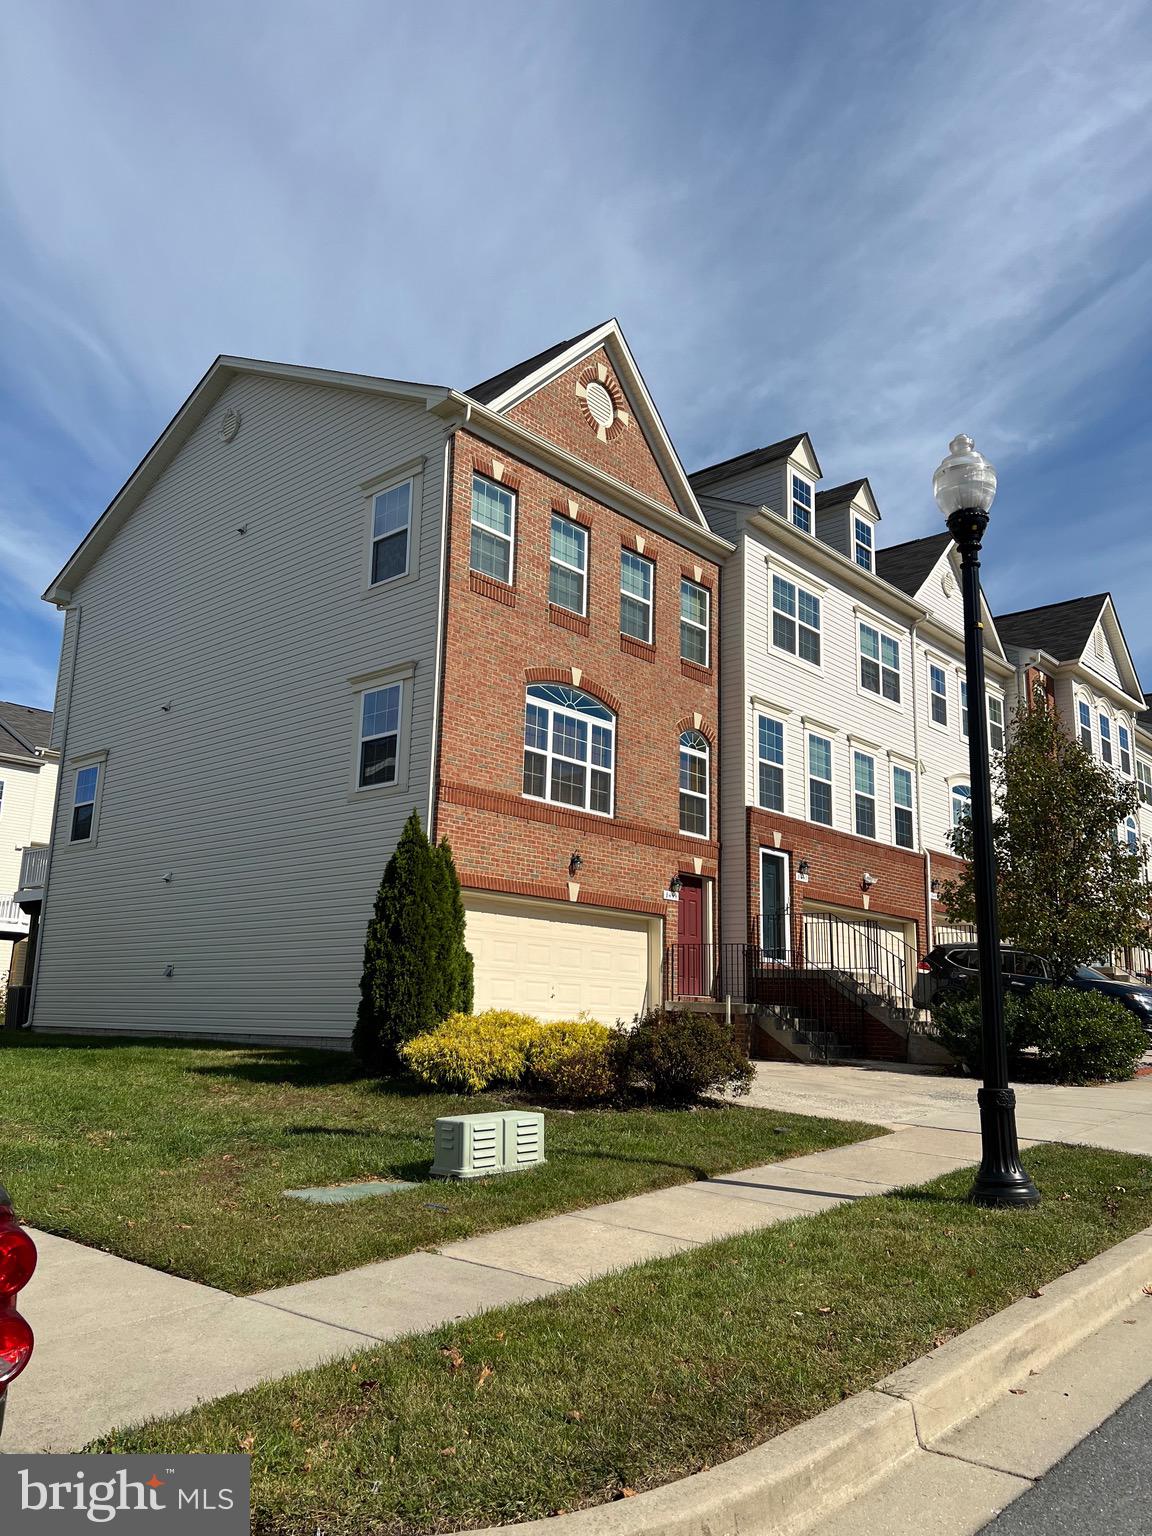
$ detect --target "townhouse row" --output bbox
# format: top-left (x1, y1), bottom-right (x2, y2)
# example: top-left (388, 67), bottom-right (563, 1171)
top-left (10, 320), bottom-right (1152, 1047)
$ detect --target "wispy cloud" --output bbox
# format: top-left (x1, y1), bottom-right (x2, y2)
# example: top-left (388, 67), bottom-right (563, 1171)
top-left (2, 0), bottom-right (1151, 703)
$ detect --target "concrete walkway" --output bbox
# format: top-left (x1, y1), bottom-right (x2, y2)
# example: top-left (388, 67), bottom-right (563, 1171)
top-left (7, 1122), bottom-right (982, 1453)
top-left (8, 1063), bottom-right (1152, 1454)
top-left (742, 1061), bottom-right (1152, 1155)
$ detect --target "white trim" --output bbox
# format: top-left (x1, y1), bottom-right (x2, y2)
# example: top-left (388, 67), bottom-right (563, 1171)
top-left (349, 663), bottom-right (415, 797)
top-left (927, 659), bottom-right (950, 731)
top-left (548, 512), bottom-right (589, 617)
top-left (852, 747), bottom-right (878, 841)
top-left (769, 568), bottom-right (823, 673)
top-left (806, 727), bottom-right (835, 828)
top-left (620, 548), bottom-right (655, 644)
top-left (891, 761), bottom-right (916, 850)
top-left (789, 471), bottom-right (815, 535)
top-left (362, 457), bottom-right (425, 593)
top-left (754, 710), bottom-right (787, 816)
top-left (679, 729), bottom-right (710, 840)
top-left (523, 683), bottom-right (616, 820)
top-left (679, 576), bottom-right (710, 667)
top-left (856, 616), bottom-right (903, 711)
top-left (759, 846), bottom-right (792, 960)
top-left (68, 755), bottom-right (105, 846)
top-left (469, 471), bottom-right (516, 586)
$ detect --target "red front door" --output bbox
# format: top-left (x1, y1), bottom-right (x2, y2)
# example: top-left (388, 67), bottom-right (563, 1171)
top-left (678, 878), bottom-right (705, 996)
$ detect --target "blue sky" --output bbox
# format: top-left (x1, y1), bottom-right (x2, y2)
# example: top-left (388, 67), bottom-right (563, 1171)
top-left (3, 0), bottom-right (1152, 706)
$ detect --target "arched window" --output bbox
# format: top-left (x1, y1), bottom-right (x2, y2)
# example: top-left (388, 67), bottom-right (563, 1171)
top-left (523, 684), bottom-right (614, 816)
top-left (679, 730), bottom-right (709, 837)
top-left (951, 783), bottom-right (971, 829)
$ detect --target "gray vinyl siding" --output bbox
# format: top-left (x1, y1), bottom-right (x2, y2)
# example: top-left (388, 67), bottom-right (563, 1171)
top-left (705, 461), bottom-right (787, 518)
top-left (33, 372), bottom-right (447, 1042)
top-left (48, 608), bottom-right (79, 753)
top-left (815, 507), bottom-right (851, 558)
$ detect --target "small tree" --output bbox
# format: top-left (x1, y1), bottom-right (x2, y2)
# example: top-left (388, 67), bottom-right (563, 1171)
top-left (353, 811), bottom-right (474, 1071)
top-left (943, 690), bottom-right (1149, 979)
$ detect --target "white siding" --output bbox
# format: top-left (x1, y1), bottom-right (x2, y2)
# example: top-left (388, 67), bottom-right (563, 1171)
top-left (1083, 621), bottom-right (1124, 691)
top-left (913, 634), bottom-right (997, 857)
top-left (0, 756), bottom-right (57, 983)
top-left (739, 523), bottom-right (919, 857)
top-left (33, 372), bottom-right (448, 1042)
top-left (715, 521), bottom-right (747, 945)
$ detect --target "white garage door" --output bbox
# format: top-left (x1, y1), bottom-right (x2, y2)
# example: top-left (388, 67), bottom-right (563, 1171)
top-left (463, 896), bottom-right (655, 1025)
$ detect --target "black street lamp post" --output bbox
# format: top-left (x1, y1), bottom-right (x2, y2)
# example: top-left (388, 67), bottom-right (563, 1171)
top-left (933, 436), bottom-right (1040, 1210)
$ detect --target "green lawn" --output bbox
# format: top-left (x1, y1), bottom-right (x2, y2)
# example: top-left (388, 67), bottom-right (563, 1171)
top-left (0, 1031), bottom-right (878, 1292)
top-left (97, 1144), bottom-right (1152, 1535)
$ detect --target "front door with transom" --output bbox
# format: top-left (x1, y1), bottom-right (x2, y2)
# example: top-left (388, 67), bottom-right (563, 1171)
top-left (760, 849), bottom-right (790, 960)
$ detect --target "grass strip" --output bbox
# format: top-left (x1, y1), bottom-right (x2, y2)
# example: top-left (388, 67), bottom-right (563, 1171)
top-left (97, 1143), bottom-right (1152, 1534)
top-left (0, 1031), bottom-right (877, 1291)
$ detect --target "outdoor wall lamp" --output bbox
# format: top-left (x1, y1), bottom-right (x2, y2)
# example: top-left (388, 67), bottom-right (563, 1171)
top-left (931, 878), bottom-right (942, 897)
top-left (861, 872), bottom-right (878, 891)
top-left (568, 852), bottom-right (583, 879)
top-left (933, 433), bottom-right (1039, 1209)
top-left (668, 873), bottom-right (683, 896)
top-left (797, 859), bottom-right (810, 881)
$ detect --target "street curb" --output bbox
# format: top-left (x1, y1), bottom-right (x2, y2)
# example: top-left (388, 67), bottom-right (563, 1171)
top-left (461, 1224), bottom-right (1152, 1536)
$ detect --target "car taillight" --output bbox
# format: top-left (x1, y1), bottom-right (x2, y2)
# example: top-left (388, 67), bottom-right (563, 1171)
top-left (0, 1189), bottom-right (36, 1391)
top-left (917, 959), bottom-right (932, 973)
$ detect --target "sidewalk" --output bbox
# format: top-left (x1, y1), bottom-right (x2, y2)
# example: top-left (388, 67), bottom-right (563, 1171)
top-left (6, 1122), bottom-right (982, 1452)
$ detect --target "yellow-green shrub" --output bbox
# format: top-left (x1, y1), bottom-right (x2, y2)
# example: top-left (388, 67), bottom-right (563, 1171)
top-left (399, 1010), bottom-right (545, 1093)
top-left (528, 1019), bottom-right (622, 1102)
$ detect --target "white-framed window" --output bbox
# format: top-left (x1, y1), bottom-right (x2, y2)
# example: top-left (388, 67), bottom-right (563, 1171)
top-left (772, 575), bottom-right (821, 666)
top-left (369, 478), bottom-right (413, 585)
top-left (988, 695), bottom-right (1005, 753)
top-left (808, 733), bottom-right (833, 826)
top-left (1099, 713), bottom-right (1113, 766)
top-left (1119, 723), bottom-right (1132, 776)
top-left (1125, 816), bottom-right (1139, 853)
top-left (549, 515), bottom-right (587, 615)
top-left (70, 763), bottom-right (101, 842)
top-left (929, 663), bottom-right (948, 727)
top-left (854, 517), bottom-right (873, 571)
top-left (620, 550), bottom-right (654, 643)
top-left (358, 682), bottom-right (403, 789)
top-left (1137, 758), bottom-right (1152, 806)
top-left (892, 765), bottom-right (915, 849)
top-left (470, 473), bottom-right (515, 583)
top-left (859, 622), bottom-right (900, 703)
top-left (960, 679), bottom-right (970, 740)
top-left (757, 714), bottom-right (785, 812)
top-left (853, 751), bottom-right (876, 839)
top-left (951, 782), bottom-right (972, 828)
top-left (680, 578), bottom-right (710, 666)
top-left (791, 474), bottom-right (813, 533)
top-left (523, 684), bottom-right (614, 817)
top-left (1078, 700), bottom-right (1093, 752)
top-left (679, 730), bottom-right (709, 837)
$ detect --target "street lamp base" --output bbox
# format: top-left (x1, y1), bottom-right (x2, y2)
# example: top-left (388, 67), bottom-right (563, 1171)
top-left (968, 1087), bottom-right (1041, 1209)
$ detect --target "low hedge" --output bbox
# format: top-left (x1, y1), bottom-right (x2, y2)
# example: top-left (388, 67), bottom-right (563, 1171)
top-left (931, 982), bottom-right (1147, 1084)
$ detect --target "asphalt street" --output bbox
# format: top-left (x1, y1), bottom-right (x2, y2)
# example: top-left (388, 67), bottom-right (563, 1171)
top-left (979, 1378), bottom-right (1152, 1534)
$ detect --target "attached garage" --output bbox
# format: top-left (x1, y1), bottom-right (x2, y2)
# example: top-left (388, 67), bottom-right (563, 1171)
top-left (462, 894), bottom-right (661, 1025)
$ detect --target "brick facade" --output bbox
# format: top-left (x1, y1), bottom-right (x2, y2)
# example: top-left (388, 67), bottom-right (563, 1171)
top-left (745, 808), bottom-right (932, 957)
top-left (434, 422), bottom-right (719, 945)
top-left (505, 348), bottom-right (680, 513)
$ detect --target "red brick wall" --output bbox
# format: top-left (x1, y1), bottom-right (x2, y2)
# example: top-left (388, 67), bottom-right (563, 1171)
top-left (435, 429), bottom-right (719, 944)
top-left (505, 348), bottom-right (681, 512)
top-left (745, 808), bottom-right (931, 957)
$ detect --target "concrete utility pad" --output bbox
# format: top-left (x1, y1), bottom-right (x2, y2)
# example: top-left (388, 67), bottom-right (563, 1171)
top-left (254, 1249), bottom-right (564, 1337)
top-left (283, 1179), bottom-right (417, 1203)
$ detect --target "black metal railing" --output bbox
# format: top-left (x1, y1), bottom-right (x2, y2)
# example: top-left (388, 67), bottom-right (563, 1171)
top-left (664, 913), bottom-right (920, 1061)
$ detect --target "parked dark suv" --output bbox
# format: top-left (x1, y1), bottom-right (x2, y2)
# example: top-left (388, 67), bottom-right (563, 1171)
top-left (915, 944), bottom-right (1152, 1034)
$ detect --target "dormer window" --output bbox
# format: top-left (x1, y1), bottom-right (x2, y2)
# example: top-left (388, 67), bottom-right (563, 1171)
top-left (790, 475), bottom-right (813, 534)
top-left (854, 517), bottom-right (874, 571)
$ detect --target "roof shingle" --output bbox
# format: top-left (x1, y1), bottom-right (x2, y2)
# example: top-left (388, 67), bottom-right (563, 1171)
top-left (0, 700), bottom-right (53, 761)
top-left (466, 322), bottom-right (607, 407)
top-left (874, 532), bottom-right (953, 597)
top-left (994, 595), bottom-right (1109, 662)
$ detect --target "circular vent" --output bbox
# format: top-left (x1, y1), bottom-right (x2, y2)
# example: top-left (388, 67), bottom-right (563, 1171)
top-left (584, 380), bottom-right (615, 429)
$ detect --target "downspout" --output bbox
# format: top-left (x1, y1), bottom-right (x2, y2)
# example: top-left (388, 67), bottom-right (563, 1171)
top-left (909, 618), bottom-right (931, 953)
top-left (427, 430), bottom-right (457, 843)
top-left (27, 605), bottom-right (82, 1026)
